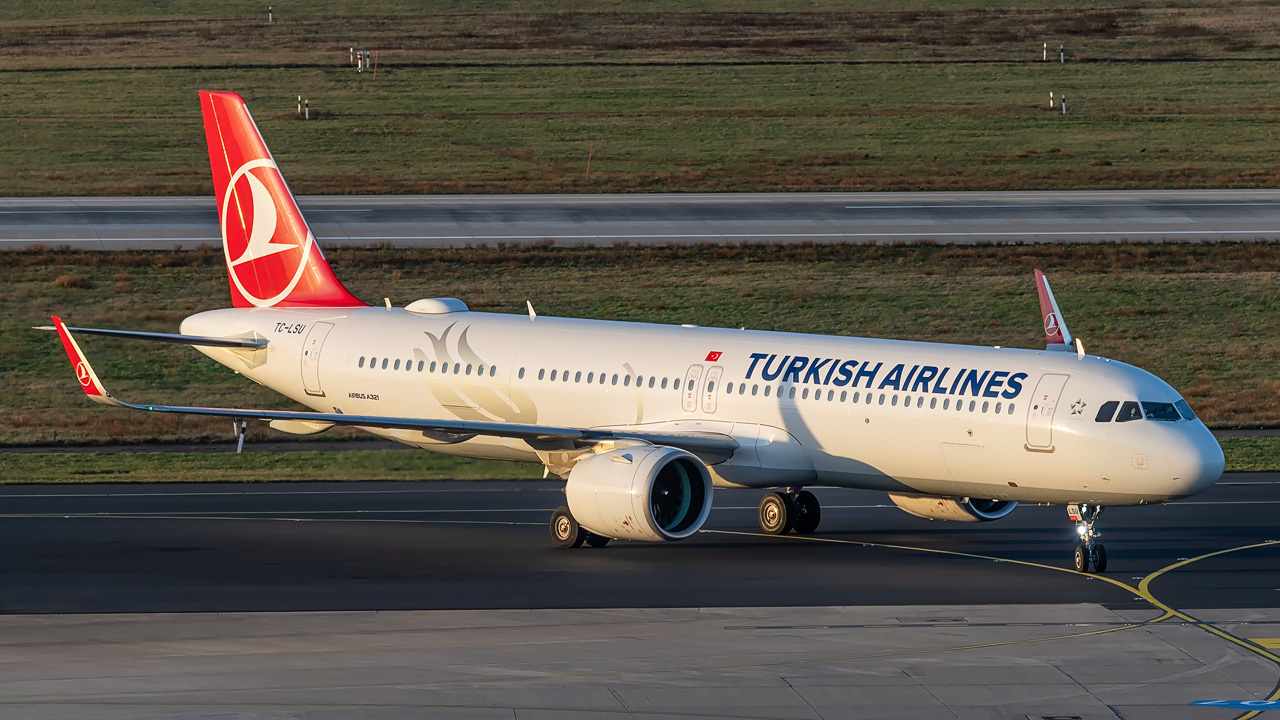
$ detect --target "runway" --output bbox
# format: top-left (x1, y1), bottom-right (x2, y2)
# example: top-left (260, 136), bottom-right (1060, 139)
top-left (3, 477), bottom-right (1278, 719)
top-left (4, 189), bottom-right (1280, 250)
top-left (2, 476), bottom-right (1276, 614)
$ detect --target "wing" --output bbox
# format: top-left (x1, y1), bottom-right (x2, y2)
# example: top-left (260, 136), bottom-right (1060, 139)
top-left (48, 316), bottom-right (738, 460)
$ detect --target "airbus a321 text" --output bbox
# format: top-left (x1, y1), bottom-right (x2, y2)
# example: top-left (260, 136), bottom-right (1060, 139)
top-left (45, 91), bottom-right (1224, 573)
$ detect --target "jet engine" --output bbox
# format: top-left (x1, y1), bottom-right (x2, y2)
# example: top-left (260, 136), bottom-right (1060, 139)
top-left (887, 493), bottom-right (1017, 522)
top-left (565, 446), bottom-right (713, 542)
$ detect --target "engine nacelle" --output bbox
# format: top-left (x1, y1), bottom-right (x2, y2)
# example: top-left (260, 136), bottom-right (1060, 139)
top-left (888, 493), bottom-right (1017, 522)
top-left (565, 446), bottom-right (713, 542)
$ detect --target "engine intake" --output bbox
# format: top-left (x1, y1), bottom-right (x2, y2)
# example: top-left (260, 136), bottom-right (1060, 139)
top-left (566, 446), bottom-right (713, 542)
top-left (888, 493), bottom-right (1017, 522)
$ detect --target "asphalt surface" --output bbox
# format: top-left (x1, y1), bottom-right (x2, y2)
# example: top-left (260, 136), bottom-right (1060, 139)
top-left (2, 474), bottom-right (1276, 614)
top-left (4, 189), bottom-right (1280, 249)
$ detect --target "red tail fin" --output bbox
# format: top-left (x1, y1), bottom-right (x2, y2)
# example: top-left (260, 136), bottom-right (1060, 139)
top-left (200, 91), bottom-right (365, 308)
top-left (1033, 268), bottom-right (1072, 350)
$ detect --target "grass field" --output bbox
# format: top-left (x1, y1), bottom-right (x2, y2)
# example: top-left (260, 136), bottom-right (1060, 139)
top-left (1, 2), bottom-right (1280, 194)
top-left (3, 243), bottom-right (1277, 450)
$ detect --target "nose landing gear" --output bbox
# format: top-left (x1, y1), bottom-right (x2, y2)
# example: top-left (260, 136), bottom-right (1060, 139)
top-left (1068, 503), bottom-right (1107, 573)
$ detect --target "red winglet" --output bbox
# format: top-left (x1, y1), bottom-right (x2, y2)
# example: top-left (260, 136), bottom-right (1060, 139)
top-left (1033, 269), bottom-right (1072, 349)
top-left (51, 316), bottom-right (121, 406)
top-left (200, 91), bottom-right (366, 309)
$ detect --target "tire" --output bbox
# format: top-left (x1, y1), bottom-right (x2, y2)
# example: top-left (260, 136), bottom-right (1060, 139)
top-left (759, 492), bottom-right (795, 535)
top-left (1091, 544), bottom-right (1108, 573)
top-left (551, 506), bottom-right (586, 549)
top-left (585, 533), bottom-right (611, 548)
top-left (792, 490), bottom-right (822, 535)
top-left (1073, 544), bottom-right (1090, 573)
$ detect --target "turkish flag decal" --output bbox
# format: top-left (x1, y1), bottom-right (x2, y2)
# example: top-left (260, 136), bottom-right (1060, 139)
top-left (705, 351), bottom-right (723, 362)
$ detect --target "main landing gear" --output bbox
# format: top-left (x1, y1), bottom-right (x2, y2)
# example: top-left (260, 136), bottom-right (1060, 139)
top-left (758, 489), bottom-right (822, 536)
top-left (550, 506), bottom-right (611, 549)
top-left (1068, 503), bottom-right (1107, 573)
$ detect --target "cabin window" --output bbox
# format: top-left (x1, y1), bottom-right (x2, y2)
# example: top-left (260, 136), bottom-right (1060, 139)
top-left (381, 358), bottom-right (388, 370)
top-left (625, 375), bottom-right (632, 387)
top-left (840, 391), bottom-right (847, 402)
top-left (930, 397), bottom-right (937, 409)
top-left (452, 363), bottom-right (460, 374)
top-left (764, 386), bottom-right (772, 397)
top-left (753, 385), bottom-right (759, 396)
top-left (417, 361), bottom-right (424, 372)
top-left (466, 364), bottom-right (473, 375)
top-left (995, 402), bottom-right (1002, 413)
top-left (968, 400), bottom-right (976, 412)
top-left (982, 401), bottom-right (989, 413)
top-left (801, 388), bottom-right (809, 399)
top-left (430, 361), bottom-right (438, 372)
top-left (575, 371), bottom-right (582, 383)
top-left (650, 377), bottom-right (657, 389)
top-left (1095, 400), bottom-right (1119, 422)
top-left (550, 370), bottom-right (557, 381)
top-left (1116, 401), bottom-right (1142, 422)
top-left (358, 357), bottom-right (365, 368)
top-left (538, 369), bottom-right (545, 380)
top-left (878, 394), bottom-right (885, 405)
top-left (476, 364), bottom-right (484, 375)
top-left (674, 379), bottom-right (680, 390)
top-left (726, 382), bottom-right (734, 394)
top-left (636, 375), bottom-right (644, 387)
top-left (612, 374), bottom-right (619, 386)
top-left (891, 395), bottom-right (897, 407)
top-left (788, 387), bottom-right (796, 399)
top-left (587, 372), bottom-right (594, 383)
top-left (853, 392), bottom-right (860, 403)
top-left (943, 399), bottom-right (950, 410)
top-left (916, 397), bottom-right (924, 408)
top-left (904, 395), bottom-right (910, 406)
top-left (490, 366), bottom-right (497, 377)
top-left (518, 367), bottom-right (525, 379)
top-left (1175, 399), bottom-right (1196, 420)
top-left (707, 380), bottom-right (714, 393)
top-left (827, 390), bottom-right (834, 401)
top-left (660, 377), bottom-right (667, 389)
top-left (1142, 401), bottom-right (1181, 422)
top-left (1008, 403), bottom-right (1015, 414)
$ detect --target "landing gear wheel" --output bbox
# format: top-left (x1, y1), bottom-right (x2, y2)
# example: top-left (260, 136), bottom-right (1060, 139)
top-left (1090, 544), bottom-right (1108, 573)
top-left (585, 533), bottom-right (611, 548)
top-left (550, 506), bottom-right (586, 549)
top-left (758, 492), bottom-right (795, 535)
top-left (1073, 544), bottom-right (1089, 573)
top-left (792, 490), bottom-right (822, 535)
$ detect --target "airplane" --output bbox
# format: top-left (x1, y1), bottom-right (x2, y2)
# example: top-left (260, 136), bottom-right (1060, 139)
top-left (46, 91), bottom-right (1224, 574)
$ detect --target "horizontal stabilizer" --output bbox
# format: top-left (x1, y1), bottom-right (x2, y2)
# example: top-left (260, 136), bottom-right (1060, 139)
top-left (35, 325), bottom-right (267, 349)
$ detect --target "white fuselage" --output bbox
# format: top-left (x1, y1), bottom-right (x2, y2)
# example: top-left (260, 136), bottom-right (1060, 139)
top-left (182, 304), bottom-right (1224, 506)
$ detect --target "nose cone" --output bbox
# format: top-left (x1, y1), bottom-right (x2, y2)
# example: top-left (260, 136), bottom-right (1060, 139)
top-left (1167, 425), bottom-right (1225, 498)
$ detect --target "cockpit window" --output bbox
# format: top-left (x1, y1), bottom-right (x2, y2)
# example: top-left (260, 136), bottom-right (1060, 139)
top-left (1175, 399), bottom-right (1197, 421)
top-left (1095, 400), bottom-right (1119, 422)
top-left (1142, 401), bottom-right (1181, 422)
top-left (1115, 401), bottom-right (1143, 422)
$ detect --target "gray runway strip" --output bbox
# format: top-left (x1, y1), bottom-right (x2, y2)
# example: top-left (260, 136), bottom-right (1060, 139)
top-left (4, 189), bottom-right (1280, 249)
top-left (2, 479), bottom-right (1276, 718)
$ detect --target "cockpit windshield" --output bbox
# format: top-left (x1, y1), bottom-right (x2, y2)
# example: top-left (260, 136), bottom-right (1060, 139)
top-left (1141, 401), bottom-right (1181, 422)
top-left (1174, 399), bottom-right (1197, 420)
top-left (1095, 398), bottom-right (1198, 423)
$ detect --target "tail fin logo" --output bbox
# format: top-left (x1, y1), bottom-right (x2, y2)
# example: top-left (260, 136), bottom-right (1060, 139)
top-left (75, 362), bottom-right (93, 387)
top-left (220, 158), bottom-right (314, 307)
top-left (1043, 311), bottom-right (1062, 339)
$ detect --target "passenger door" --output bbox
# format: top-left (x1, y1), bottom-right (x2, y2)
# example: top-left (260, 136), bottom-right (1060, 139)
top-left (1025, 373), bottom-right (1069, 450)
top-left (702, 365), bottom-right (724, 414)
top-left (300, 322), bottom-right (335, 397)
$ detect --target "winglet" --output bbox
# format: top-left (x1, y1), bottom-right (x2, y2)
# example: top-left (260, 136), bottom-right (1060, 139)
top-left (1033, 269), bottom-right (1073, 351)
top-left (51, 316), bottom-right (124, 407)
